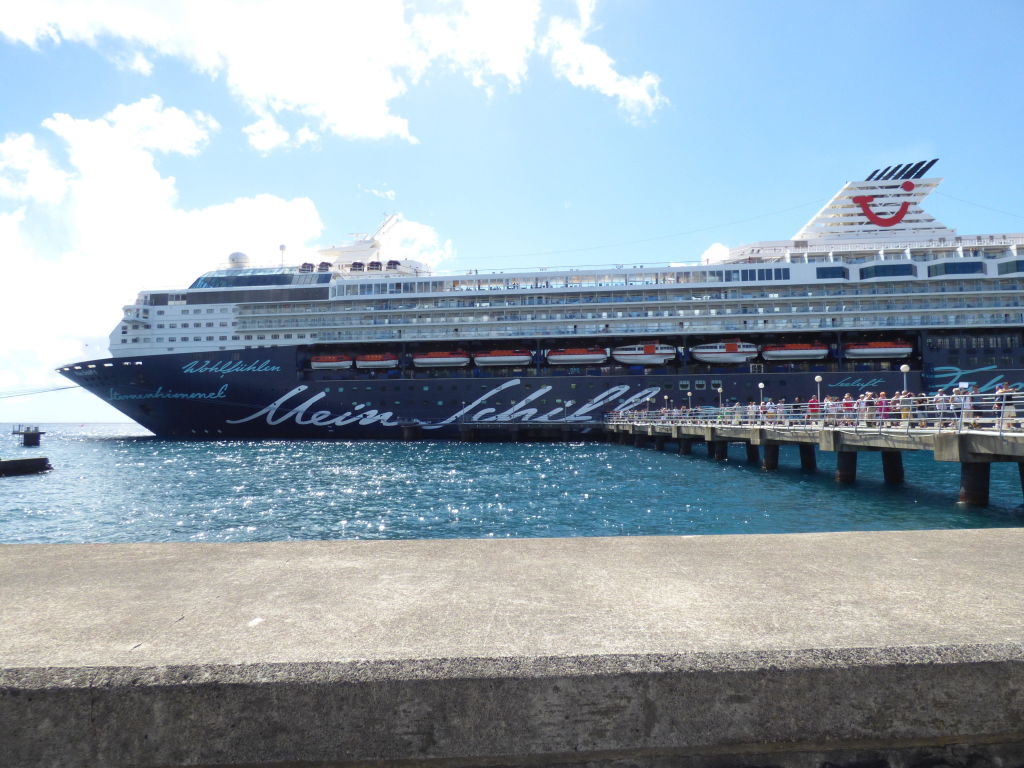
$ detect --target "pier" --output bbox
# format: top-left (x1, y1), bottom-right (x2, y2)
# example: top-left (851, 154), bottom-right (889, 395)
top-left (606, 392), bottom-right (1024, 506)
top-left (3, 531), bottom-right (1024, 767)
top-left (2, 425), bottom-right (51, 476)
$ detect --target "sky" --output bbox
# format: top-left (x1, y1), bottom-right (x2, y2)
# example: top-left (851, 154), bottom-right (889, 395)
top-left (1, 0), bottom-right (1023, 423)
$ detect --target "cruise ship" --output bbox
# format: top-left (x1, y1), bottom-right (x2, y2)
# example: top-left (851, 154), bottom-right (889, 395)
top-left (59, 160), bottom-right (1024, 438)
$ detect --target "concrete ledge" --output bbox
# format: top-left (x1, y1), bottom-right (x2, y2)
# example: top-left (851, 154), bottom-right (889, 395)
top-left (4, 531), bottom-right (1024, 767)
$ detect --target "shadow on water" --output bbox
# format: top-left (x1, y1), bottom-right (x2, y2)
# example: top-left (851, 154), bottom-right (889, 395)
top-left (629, 439), bottom-right (1024, 529)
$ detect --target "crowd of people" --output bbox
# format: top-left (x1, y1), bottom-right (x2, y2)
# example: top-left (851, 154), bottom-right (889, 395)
top-left (614, 383), bottom-right (1024, 431)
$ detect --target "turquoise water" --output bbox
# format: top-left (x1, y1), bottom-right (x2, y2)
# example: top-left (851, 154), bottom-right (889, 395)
top-left (1, 423), bottom-right (1022, 543)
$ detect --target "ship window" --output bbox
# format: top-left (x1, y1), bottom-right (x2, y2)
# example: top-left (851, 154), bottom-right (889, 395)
top-left (816, 267), bottom-right (849, 279)
top-left (168, 337), bottom-right (176, 342)
top-left (997, 260), bottom-right (1024, 276)
top-left (859, 264), bottom-right (915, 279)
top-left (928, 262), bottom-right (985, 277)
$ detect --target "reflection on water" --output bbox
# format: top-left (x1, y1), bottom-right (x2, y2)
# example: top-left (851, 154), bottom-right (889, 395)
top-left (0, 423), bottom-right (1021, 544)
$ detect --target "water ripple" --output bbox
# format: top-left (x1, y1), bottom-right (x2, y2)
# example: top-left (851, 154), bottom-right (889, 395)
top-left (0, 423), bottom-right (1021, 543)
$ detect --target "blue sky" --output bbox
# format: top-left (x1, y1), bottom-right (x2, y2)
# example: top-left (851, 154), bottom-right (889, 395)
top-left (2, 0), bottom-right (1023, 422)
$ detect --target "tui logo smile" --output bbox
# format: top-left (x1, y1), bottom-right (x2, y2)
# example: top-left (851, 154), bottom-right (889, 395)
top-left (851, 180), bottom-right (915, 227)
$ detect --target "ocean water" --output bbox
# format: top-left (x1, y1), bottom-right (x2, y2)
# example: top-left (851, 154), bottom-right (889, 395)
top-left (1, 423), bottom-right (1022, 544)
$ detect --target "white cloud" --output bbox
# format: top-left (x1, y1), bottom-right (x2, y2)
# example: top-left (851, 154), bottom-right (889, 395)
top-left (411, 0), bottom-right (540, 93)
top-left (0, 1), bottom-right (665, 146)
top-left (0, 132), bottom-right (72, 203)
top-left (113, 50), bottom-right (154, 75)
top-left (541, 0), bottom-right (667, 122)
top-left (368, 187), bottom-right (397, 201)
top-left (377, 214), bottom-right (454, 269)
top-left (0, 97), bottom-right (323, 416)
top-left (700, 242), bottom-right (730, 264)
top-left (243, 114), bottom-right (291, 153)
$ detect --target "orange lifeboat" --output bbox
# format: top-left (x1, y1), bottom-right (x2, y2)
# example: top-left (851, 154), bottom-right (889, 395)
top-left (761, 343), bottom-right (830, 361)
top-left (842, 340), bottom-right (913, 359)
top-left (473, 349), bottom-right (534, 367)
top-left (354, 352), bottom-right (400, 369)
top-left (412, 350), bottom-right (471, 368)
top-left (611, 343), bottom-right (676, 365)
top-left (689, 340), bottom-right (759, 363)
top-left (310, 354), bottom-right (353, 369)
top-left (546, 347), bottom-right (609, 365)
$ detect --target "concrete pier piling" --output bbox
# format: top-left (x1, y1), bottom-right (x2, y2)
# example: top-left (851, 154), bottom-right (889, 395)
top-left (881, 450), bottom-right (905, 484)
top-left (959, 462), bottom-right (991, 506)
top-left (798, 443), bottom-right (816, 471)
top-left (11, 425), bottom-right (44, 447)
top-left (835, 450), bottom-right (857, 483)
top-left (605, 419), bottom-right (1024, 504)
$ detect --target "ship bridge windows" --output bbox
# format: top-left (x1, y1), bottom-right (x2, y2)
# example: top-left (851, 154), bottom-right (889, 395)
top-left (997, 260), bottom-right (1024, 276)
top-left (928, 262), bottom-right (985, 277)
top-left (859, 264), bottom-right (916, 280)
top-left (816, 266), bottom-right (849, 279)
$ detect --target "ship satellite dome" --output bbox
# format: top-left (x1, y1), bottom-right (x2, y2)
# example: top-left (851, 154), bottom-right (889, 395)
top-left (228, 251), bottom-right (250, 267)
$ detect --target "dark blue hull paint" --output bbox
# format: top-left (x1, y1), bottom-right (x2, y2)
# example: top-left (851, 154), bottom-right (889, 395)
top-left (60, 345), bottom-right (1024, 439)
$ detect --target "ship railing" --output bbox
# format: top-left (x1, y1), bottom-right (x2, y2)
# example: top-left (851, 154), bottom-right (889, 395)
top-left (238, 309), bottom-right (1024, 340)
top-left (605, 392), bottom-right (1024, 437)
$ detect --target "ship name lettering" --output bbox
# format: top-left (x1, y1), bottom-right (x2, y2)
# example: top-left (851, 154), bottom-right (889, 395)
top-left (829, 376), bottom-right (885, 391)
top-left (109, 384), bottom-right (229, 401)
top-left (225, 386), bottom-right (400, 427)
top-left (228, 381), bottom-right (664, 431)
top-left (181, 359), bottom-right (282, 377)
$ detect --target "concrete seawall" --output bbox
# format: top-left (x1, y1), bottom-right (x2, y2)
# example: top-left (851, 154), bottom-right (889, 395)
top-left (3, 530), bottom-right (1024, 767)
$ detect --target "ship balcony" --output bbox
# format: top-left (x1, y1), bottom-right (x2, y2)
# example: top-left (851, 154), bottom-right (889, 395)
top-left (279, 310), bottom-right (1024, 343)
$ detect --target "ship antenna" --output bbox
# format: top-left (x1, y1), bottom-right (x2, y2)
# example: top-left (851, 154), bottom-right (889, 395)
top-left (279, 244), bottom-right (285, 266)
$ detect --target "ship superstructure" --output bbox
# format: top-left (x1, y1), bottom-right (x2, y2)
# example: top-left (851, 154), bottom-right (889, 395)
top-left (60, 161), bottom-right (1024, 438)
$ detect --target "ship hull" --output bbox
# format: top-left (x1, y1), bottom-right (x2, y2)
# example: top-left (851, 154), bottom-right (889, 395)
top-left (60, 345), bottom-right (1024, 439)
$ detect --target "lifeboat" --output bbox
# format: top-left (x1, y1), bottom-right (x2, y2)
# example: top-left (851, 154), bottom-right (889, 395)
top-left (310, 354), bottom-right (353, 369)
top-left (473, 349), bottom-right (534, 367)
top-left (354, 352), bottom-right (400, 369)
top-left (412, 350), bottom-right (471, 368)
top-left (611, 343), bottom-right (677, 366)
top-left (842, 340), bottom-right (913, 359)
top-left (545, 347), bottom-right (609, 365)
top-left (689, 340), bottom-right (759, 364)
top-left (761, 343), bottom-right (830, 361)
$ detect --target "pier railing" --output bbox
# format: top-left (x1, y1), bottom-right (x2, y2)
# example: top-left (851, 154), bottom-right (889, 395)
top-left (607, 391), bottom-right (1024, 436)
